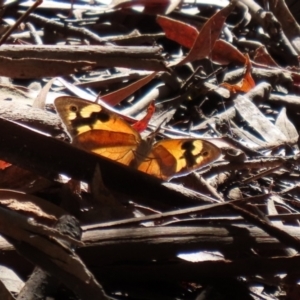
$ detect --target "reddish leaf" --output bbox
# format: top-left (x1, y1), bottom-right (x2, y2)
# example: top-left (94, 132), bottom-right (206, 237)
top-left (212, 40), bottom-right (246, 65)
top-left (156, 15), bottom-right (198, 48)
top-left (221, 54), bottom-right (255, 93)
top-left (144, 0), bottom-right (181, 14)
top-left (179, 3), bottom-right (235, 65)
top-left (0, 160), bottom-right (11, 170)
top-left (253, 47), bottom-right (300, 88)
top-left (101, 72), bottom-right (157, 106)
top-left (291, 72), bottom-right (300, 87)
top-left (132, 101), bottom-right (155, 133)
top-left (253, 46), bottom-right (279, 67)
top-left (157, 17), bottom-right (245, 67)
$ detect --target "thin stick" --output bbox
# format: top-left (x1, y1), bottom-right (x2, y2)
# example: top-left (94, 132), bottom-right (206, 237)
top-left (0, 0), bottom-right (43, 45)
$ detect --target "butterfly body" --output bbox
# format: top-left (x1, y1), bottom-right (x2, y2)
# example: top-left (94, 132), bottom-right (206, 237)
top-left (54, 97), bottom-right (221, 180)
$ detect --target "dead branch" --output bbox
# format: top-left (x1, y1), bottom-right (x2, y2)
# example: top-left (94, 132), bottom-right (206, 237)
top-left (0, 118), bottom-right (219, 209)
top-left (0, 45), bottom-right (166, 78)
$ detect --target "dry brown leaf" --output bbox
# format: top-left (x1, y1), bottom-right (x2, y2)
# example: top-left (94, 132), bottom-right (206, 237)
top-left (0, 190), bottom-right (65, 224)
top-left (101, 72), bottom-right (157, 106)
top-left (221, 54), bottom-right (255, 93)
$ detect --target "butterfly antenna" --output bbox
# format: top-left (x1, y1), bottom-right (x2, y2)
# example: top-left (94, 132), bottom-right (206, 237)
top-left (146, 118), bottom-right (167, 143)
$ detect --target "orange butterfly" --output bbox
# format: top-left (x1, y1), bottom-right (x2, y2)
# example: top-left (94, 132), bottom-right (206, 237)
top-left (54, 97), bottom-right (221, 180)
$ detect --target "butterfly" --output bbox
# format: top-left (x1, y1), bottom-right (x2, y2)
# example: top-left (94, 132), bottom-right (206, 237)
top-left (54, 96), bottom-right (221, 180)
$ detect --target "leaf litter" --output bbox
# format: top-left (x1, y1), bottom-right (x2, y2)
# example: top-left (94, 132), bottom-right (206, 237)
top-left (0, 0), bottom-right (299, 299)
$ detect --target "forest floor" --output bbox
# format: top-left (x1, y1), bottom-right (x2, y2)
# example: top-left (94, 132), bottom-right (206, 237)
top-left (0, 0), bottom-right (300, 299)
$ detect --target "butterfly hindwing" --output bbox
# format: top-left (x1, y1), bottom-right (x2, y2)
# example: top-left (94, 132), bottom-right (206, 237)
top-left (138, 139), bottom-right (221, 179)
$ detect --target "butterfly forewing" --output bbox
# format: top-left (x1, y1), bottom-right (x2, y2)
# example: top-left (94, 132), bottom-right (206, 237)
top-left (55, 97), bottom-right (141, 138)
top-left (54, 96), bottom-right (141, 165)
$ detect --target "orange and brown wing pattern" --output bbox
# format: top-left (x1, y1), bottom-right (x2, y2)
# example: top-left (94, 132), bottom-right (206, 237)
top-left (54, 96), bottom-right (141, 165)
top-left (138, 139), bottom-right (221, 180)
top-left (55, 96), bottom-right (221, 179)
